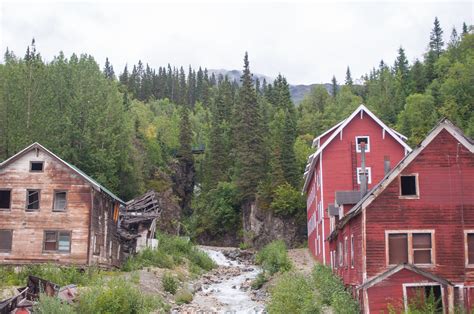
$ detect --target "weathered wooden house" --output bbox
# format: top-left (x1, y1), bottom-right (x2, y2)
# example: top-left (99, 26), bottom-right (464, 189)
top-left (0, 143), bottom-right (125, 267)
top-left (328, 119), bottom-right (474, 313)
top-left (303, 104), bottom-right (411, 264)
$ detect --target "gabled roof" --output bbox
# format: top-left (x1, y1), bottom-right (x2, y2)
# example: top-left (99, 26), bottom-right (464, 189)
top-left (302, 104), bottom-right (412, 193)
top-left (0, 142), bottom-right (125, 204)
top-left (357, 263), bottom-right (453, 291)
top-left (330, 118), bottom-right (474, 239)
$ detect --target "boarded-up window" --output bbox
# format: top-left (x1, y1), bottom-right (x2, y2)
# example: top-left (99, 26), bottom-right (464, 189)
top-left (0, 230), bottom-right (12, 252)
top-left (389, 233), bottom-right (408, 264)
top-left (30, 161), bottom-right (44, 172)
top-left (401, 175), bottom-right (417, 196)
top-left (53, 191), bottom-right (67, 211)
top-left (26, 190), bottom-right (40, 210)
top-left (357, 167), bottom-right (372, 184)
top-left (413, 233), bottom-right (432, 264)
top-left (468, 234), bottom-right (474, 264)
top-left (44, 231), bottom-right (70, 252)
top-left (0, 190), bottom-right (11, 209)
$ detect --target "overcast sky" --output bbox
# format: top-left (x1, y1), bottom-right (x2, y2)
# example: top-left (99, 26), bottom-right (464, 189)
top-left (0, 1), bottom-right (472, 84)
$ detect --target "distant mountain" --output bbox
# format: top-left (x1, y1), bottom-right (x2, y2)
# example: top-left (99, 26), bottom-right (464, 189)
top-left (208, 69), bottom-right (332, 104)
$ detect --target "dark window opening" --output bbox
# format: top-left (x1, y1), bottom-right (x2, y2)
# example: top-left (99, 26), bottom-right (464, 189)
top-left (53, 191), bottom-right (67, 211)
top-left (0, 230), bottom-right (12, 252)
top-left (44, 231), bottom-right (70, 252)
top-left (26, 190), bottom-right (40, 210)
top-left (389, 233), bottom-right (408, 264)
top-left (30, 161), bottom-right (44, 172)
top-left (0, 190), bottom-right (11, 209)
top-left (356, 136), bottom-right (370, 152)
top-left (401, 175), bottom-right (417, 196)
top-left (468, 234), bottom-right (474, 264)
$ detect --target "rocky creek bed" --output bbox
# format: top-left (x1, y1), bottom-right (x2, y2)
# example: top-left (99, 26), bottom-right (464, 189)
top-left (172, 246), bottom-right (267, 313)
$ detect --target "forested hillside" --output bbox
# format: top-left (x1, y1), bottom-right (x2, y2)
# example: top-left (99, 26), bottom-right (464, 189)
top-left (0, 18), bottom-right (472, 245)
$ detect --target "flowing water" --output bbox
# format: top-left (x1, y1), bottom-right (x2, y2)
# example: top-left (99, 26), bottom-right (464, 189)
top-left (175, 247), bottom-right (266, 313)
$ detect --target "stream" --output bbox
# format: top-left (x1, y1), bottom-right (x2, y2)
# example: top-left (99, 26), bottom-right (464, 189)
top-left (173, 247), bottom-right (267, 313)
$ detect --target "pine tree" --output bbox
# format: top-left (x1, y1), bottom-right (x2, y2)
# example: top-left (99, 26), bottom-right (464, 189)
top-left (103, 57), bottom-right (115, 80)
top-left (345, 66), bottom-right (353, 86)
top-left (448, 27), bottom-right (460, 48)
top-left (462, 22), bottom-right (469, 35)
top-left (119, 65), bottom-right (129, 86)
top-left (177, 106), bottom-right (195, 215)
top-left (233, 52), bottom-right (265, 202)
top-left (429, 17), bottom-right (444, 58)
top-left (331, 75), bottom-right (338, 97)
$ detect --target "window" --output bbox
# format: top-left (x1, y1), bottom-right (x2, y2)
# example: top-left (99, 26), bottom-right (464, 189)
top-left (26, 190), bottom-right (40, 210)
top-left (351, 235), bottom-right (355, 268)
top-left (53, 191), bottom-right (67, 211)
top-left (344, 237), bottom-right (348, 267)
top-left (93, 234), bottom-right (101, 255)
top-left (357, 167), bottom-right (372, 184)
top-left (0, 190), bottom-right (11, 210)
top-left (109, 241), bottom-right (113, 258)
top-left (465, 232), bottom-right (474, 266)
top-left (388, 234), bottom-right (409, 264)
top-left (0, 230), bottom-right (12, 252)
top-left (30, 161), bottom-right (44, 172)
top-left (413, 233), bottom-right (432, 264)
top-left (339, 242), bottom-right (343, 266)
top-left (356, 136), bottom-right (370, 152)
top-left (117, 245), bottom-right (121, 260)
top-left (400, 175), bottom-right (418, 197)
top-left (43, 231), bottom-right (71, 252)
top-left (388, 231), bottom-right (434, 265)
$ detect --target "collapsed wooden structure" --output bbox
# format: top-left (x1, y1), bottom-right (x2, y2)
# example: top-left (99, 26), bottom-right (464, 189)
top-left (118, 190), bottom-right (163, 255)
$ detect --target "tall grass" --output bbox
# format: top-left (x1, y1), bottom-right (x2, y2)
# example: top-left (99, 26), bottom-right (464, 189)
top-left (255, 240), bottom-right (292, 275)
top-left (122, 233), bottom-right (216, 273)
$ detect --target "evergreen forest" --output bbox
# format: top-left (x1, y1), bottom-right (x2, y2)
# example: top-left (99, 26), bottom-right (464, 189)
top-left (0, 18), bottom-right (472, 242)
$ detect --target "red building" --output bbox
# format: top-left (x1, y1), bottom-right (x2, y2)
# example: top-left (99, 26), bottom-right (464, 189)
top-left (328, 119), bottom-right (474, 313)
top-left (303, 104), bottom-right (411, 264)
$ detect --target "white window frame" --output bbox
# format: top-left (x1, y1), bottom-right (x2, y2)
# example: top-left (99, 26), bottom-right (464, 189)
top-left (385, 230), bottom-right (435, 267)
top-left (402, 283), bottom-right (445, 313)
top-left (351, 234), bottom-right (355, 268)
top-left (344, 236), bottom-right (348, 267)
top-left (339, 242), bottom-right (343, 267)
top-left (399, 173), bottom-right (420, 199)
top-left (464, 230), bottom-right (474, 267)
top-left (356, 167), bottom-right (372, 184)
top-left (355, 136), bottom-right (370, 153)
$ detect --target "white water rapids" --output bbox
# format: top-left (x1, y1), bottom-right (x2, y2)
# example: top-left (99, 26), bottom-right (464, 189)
top-left (178, 247), bottom-right (266, 313)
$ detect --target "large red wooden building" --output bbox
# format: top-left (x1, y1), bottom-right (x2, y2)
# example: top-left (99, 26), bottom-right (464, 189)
top-left (327, 119), bottom-right (474, 312)
top-left (303, 104), bottom-right (411, 265)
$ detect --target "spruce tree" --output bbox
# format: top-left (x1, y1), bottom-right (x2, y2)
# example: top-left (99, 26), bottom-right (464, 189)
top-left (448, 27), bottom-right (460, 48)
top-left (429, 17), bottom-right (444, 58)
top-left (233, 52), bottom-right (265, 202)
top-left (177, 106), bottom-right (195, 215)
top-left (103, 57), bottom-right (115, 80)
top-left (331, 75), bottom-right (338, 97)
top-left (345, 66), bottom-right (353, 86)
top-left (462, 22), bottom-right (469, 35)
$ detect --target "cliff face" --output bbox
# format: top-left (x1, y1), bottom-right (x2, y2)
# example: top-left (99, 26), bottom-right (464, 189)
top-left (242, 200), bottom-right (306, 249)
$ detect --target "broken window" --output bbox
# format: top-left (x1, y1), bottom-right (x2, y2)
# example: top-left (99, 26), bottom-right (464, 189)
top-left (413, 233), bottom-right (432, 264)
top-left (401, 175), bottom-right (418, 196)
top-left (30, 161), bottom-right (44, 172)
top-left (388, 233), bottom-right (408, 264)
top-left (44, 231), bottom-right (70, 252)
top-left (26, 190), bottom-right (40, 210)
top-left (0, 230), bottom-right (12, 252)
top-left (356, 136), bottom-right (370, 152)
top-left (53, 191), bottom-right (67, 211)
top-left (0, 190), bottom-right (11, 210)
top-left (467, 233), bottom-right (474, 265)
top-left (357, 167), bottom-right (372, 184)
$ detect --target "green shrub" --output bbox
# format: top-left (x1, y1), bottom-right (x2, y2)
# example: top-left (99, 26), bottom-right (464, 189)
top-left (270, 183), bottom-right (306, 216)
top-left (175, 289), bottom-right (193, 305)
top-left (162, 272), bottom-right (179, 294)
top-left (310, 263), bottom-right (344, 305)
top-left (76, 277), bottom-right (167, 314)
top-left (331, 290), bottom-right (360, 314)
top-left (32, 294), bottom-right (76, 314)
top-left (239, 242), bottom-right (251, 250)
top-left (267, 272), bottom-right (320, 314)
top-left (255, 240), bottom-right (292, 275)
top-left (251, 272), bottom-right (268, 290)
